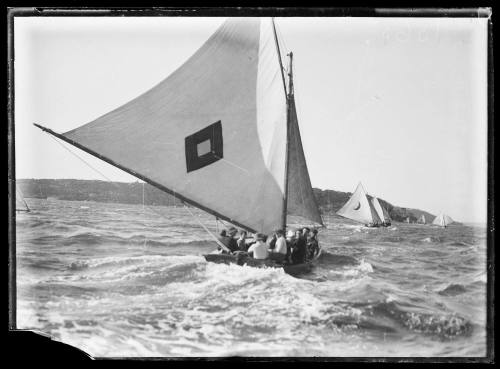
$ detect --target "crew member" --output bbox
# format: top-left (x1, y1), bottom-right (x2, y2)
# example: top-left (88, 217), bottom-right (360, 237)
top-left (269, 229), bottom-right (287, 263)
top-left (217, 228), bottom-right (238, 253)
top-left (226, 227), bottom-right (239, 252)
top-left (291, 229), bottom-right (307, 264)
top-left (247, 233), bottom-right (269, 260)
top-left (237, 230), bottom-right (248, 251)
top-left (307, 228), bottom-right (319, 260)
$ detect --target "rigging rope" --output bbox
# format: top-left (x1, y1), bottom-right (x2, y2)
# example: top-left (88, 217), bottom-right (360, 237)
top-left (49, 135), bottom-right (115, 183)
top-left (142, 182), bottom-right (147, 248)
top-left (275, 19), bottom-right (290, 74)
top-left (15, 186), bottom-right (30, 211)
top-left (183, 205), bottom-right (231, 252)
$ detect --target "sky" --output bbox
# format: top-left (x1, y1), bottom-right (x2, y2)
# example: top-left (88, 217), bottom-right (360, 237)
top-left (14, 17), bottom-right (488, 223)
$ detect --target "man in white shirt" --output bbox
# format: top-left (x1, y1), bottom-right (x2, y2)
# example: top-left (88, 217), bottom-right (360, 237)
top-left (247, 233), bottom-right (269, 260)
top-left (269, 229), bottom-right (287, 263)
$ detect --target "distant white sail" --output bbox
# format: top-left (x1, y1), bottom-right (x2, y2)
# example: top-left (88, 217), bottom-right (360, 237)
top-left (16, 187), bottom-right (30, 212)
top-left (417, 214), bottom-right (426, 224)
top-left (381, 203), bottom-right (391, 222)
top-left (368, 199), bottom-right (383, 225)
top-left (371, 197), bottom-right (385, 222)
top-left (432, 213), bottom-right (454, 227)
top-left (337, 183), bottom-right (380, 225)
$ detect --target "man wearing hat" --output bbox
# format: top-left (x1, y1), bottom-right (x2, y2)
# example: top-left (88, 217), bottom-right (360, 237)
top-left (247, 233), bottom-right (269, 260)
top-left (226, 227), bottom-right (239, 252)
top-left (217, 227), bottom-right (239, 253)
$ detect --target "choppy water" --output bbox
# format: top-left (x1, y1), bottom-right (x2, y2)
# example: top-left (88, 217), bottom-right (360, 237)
top-left (16, 199), bottom-right (487, 357)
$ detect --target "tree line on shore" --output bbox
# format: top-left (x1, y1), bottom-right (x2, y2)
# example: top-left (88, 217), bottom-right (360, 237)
top-left (16, 178), bottom-right (434, 222)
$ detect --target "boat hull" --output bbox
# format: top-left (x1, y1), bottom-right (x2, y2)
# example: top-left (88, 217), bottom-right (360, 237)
top-left (203, 249), bottom-right (319, 276)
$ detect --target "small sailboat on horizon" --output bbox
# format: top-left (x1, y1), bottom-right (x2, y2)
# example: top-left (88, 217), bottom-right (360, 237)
top-left (417, 214), bottom-right (426, 224)
top-left (432, 213), bottom-right (454, 228)
top-left (336, 182), bottom-right (382, 227)
top-left (370, 196), bottom-right (391, 227)
top-left (15, 186), bottom-right (30, 213)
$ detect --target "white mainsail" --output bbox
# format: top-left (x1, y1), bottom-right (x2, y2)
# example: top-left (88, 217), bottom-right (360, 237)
top-left (370, 197), bottom-right (385, 223)
top-left (337, 183), bottom-right (381, 225)
top-left (432, 213), bottom-right (453, 227)
top-left (35, 18), bottom-right (322, 234)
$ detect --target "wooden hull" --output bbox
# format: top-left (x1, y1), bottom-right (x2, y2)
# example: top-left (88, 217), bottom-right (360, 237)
top-left (203, 248), bottom-right (320, 276)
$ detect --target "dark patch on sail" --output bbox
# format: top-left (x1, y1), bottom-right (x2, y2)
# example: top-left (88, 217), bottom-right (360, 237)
top-left (185, 121), bottom-right (223, 173)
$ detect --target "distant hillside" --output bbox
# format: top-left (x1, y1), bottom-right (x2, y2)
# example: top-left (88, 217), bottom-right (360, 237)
top-left (17, 178), bottom-right (183, 207)
top-left (17, 179), bottom-right (436, 223)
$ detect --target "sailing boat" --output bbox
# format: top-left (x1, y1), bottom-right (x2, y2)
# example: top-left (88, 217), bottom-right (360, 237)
top-left (370, 196), bottom-right (391, 227)
top-left (432, 213), bottom-right (453, 227)
top-left (337, 182), bottom-right (381, 227)
top-left (381, 203), bottom-right (391, 226)
top-left (15, 187), bottom-right (30, 212)
top-left (416, 214), bottom-right (426, 224)
top-left (34, 18), bottom-right (324, 275)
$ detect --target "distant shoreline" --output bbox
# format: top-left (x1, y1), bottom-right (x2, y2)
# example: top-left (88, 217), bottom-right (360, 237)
top-left (16, 178), bottom-right (439, 223)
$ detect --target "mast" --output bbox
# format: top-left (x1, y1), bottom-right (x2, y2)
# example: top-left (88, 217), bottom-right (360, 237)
top-left (281, 51), bottom-right (294, 231)
top-left (271, 17), bottom-right (290, 232)
top-left (271, 18), bottom-right (288, 99)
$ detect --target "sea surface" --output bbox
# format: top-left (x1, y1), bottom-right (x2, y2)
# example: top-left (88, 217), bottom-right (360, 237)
top-left (16, 199), bottom-right (487, 357)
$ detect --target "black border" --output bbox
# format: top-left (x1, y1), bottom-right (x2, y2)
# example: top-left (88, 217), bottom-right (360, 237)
top-left (6, 7), bottom-right (495, 363)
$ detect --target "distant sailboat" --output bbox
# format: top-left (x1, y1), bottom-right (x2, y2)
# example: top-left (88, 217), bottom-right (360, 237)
top-left (405, 217), bottom-right (411, 224)
top-left (417, 214), bottom-right (426, 224)
top-left (35, 18), bottom-right (324, 275)
top-left (371, 196), bottom-right (391, 227)
top-left (337, 182), bottom-right (382, 227)
top-left (381, 204), bottom-right (391, 226)
top-left (432, 213), bottom-right (454, 227)
top-left (16, 187), bottom-right (30, 212)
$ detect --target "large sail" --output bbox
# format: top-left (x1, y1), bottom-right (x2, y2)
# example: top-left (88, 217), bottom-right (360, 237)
top-left (370, 197), bottom-right (385, 223)
top-left (432, 213), bottom-right (453, 227)
top-left (286, 98), bottom-right (323, 226)
top-left (337, 183), bottom-right (377, 225)
top-left (46, 18), bottom-right (288, 233)
top-left (36, 18), bottom-right (328, 235)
